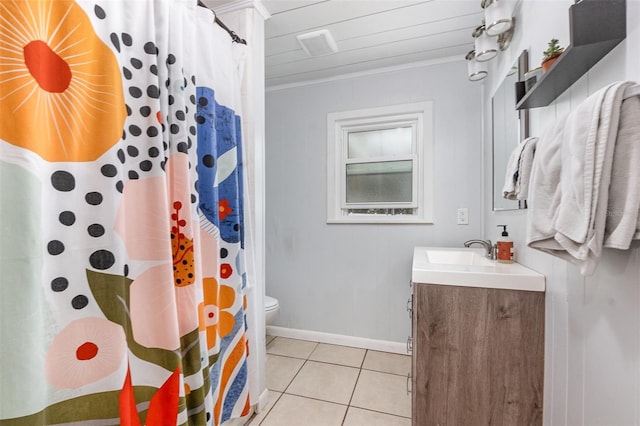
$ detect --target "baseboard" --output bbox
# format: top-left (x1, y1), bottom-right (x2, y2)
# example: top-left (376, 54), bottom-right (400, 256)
top-left (256, 388), bottom-right (270, 413)
top-left (266, 326), bottom-right (408, 355)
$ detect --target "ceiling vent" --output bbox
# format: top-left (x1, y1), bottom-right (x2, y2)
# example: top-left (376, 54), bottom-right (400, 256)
top-left (296, 29), bottom-right (338, 57)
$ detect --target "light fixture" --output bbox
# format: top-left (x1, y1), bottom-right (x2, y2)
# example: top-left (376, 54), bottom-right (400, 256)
top-left (466, 50), bottom-right (488, 81)
top-left (483, 0), bottom-right (513, 36)
top-left (473, 24), bottom-right (498, 62)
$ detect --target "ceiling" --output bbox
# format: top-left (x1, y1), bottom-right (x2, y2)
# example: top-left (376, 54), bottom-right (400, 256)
top-left (205, 0), bottom-right (484, 88)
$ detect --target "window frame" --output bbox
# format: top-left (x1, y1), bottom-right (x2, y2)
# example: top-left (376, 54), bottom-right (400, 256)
top-left (327, 102), bottom-right (434, 224)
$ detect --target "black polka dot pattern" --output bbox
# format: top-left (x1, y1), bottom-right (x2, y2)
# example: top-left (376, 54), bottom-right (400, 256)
top-left (122, 32), bottom-right (132, 46)
top-left (127, 145), bottom-right (139, 157)
top-left (89, 250), bottom-right (115, 270)
top-left (59, 211), bottom-right (76, 226)
top-left (147, 85), bottom-right (160, 98)
top-left (129, 87), bottom-right (142, 98)
top-left (51, 277), bottom-right (69, 292)
top-left (85, 192), bottom-right (103, 205)
top-left (101, 164), bottom-right (117, 177)
top-left (51, 171), bottom-right (75, 191)
top-left (88, 224), bottom-right (105, 237)
top-left (48, 240), bottom-right (65, 255)
top-left (94, 4), bottom-right (106, 19)
top-left (130, 58), bottom-right (143, 69)
top-left (72, 295), bottom-right (89, 309)
top-left (220, 248), bottom-right (228, 258)
top-left (110, 33), bottom-right (120, 52)
top-left (144, 41), bottom-right (158, 55)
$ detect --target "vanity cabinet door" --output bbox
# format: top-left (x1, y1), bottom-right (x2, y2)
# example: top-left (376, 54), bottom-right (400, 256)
top-left (412, 283), bottom-right (544, 426)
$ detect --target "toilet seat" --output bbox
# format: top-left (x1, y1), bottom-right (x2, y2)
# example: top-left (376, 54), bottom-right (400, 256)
top-left (265, 295), bottom-right (279, 312)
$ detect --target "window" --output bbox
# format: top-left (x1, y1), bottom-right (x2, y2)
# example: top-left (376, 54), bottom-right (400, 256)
top-left (327, 102), bottom-right (434, 223)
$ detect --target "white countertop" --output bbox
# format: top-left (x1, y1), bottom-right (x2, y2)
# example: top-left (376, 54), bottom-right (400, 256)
top-left (412, 247), bottom-right (546, 292)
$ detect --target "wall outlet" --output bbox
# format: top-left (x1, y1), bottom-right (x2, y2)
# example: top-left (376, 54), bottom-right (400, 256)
top-left (457, 208), bottom-right (469, 225)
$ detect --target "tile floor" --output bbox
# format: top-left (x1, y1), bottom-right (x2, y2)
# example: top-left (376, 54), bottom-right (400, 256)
top-left (247, 336), bottom-right (412, 426)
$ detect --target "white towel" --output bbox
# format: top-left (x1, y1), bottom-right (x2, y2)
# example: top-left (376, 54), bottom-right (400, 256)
top-left (527, 81), bottom-right (635, 275)
top-left (502, 140), bottom-right (528, 200)
top-left (516, 137), bottom-right (539, 201)
top-left (603, 95), bottom-right (640, 248)
top-left (526, 118), bottom-right (566, 254)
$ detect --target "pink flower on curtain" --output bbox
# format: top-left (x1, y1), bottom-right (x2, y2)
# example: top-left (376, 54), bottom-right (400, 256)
top-left (45, 317), bottom-right (126, 389)
top-left (114, 153), bottom-right (199, 341)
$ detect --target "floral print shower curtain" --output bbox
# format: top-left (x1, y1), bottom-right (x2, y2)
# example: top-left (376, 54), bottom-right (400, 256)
top-left (0, 1), bottom-right (250, 425)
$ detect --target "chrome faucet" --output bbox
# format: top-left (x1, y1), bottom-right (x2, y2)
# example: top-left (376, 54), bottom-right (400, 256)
top-left (464, 239), bottom-right (496, 259)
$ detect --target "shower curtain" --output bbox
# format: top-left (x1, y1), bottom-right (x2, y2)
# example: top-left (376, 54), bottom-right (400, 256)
top-left (0, 1), bottom-right (250, 425)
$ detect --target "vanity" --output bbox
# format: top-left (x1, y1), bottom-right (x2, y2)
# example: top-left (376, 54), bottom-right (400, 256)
top-left (410, 247), bottom-right (545, 425)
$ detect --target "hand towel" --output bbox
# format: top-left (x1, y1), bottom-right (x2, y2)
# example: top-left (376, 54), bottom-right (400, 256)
top-left (515, 137), bottom-right (539, 201)
top-left (502, 140), bottom-right (528, 200)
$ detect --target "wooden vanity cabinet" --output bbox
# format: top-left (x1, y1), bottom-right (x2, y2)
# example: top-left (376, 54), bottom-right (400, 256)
top-left (411, 283), bottom-right (545, 426)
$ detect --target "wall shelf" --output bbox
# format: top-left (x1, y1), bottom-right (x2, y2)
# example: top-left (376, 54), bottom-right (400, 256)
top-left (516, 0), bottom-right (626, 110)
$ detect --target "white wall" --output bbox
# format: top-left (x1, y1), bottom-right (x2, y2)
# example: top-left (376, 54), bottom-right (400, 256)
top-left (265, 61), bottom-right (482, 343)
top-left (483, 1), bottom-right (640, 424)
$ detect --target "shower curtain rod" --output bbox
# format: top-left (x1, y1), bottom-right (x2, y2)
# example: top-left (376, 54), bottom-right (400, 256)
top-left (197, 0), bottom-right (248, 45)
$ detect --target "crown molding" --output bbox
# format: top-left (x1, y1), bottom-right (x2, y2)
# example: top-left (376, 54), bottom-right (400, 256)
top-left (266, 55), bottom-right (465, 92)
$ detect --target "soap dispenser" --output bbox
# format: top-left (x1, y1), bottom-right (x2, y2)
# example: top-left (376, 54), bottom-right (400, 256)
top-left (496, 225), bottom-right (514, 263)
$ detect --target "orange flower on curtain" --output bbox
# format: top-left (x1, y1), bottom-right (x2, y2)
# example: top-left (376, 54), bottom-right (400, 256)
top-left (198, 277), bottom-right (236, 350)
top-left (0, 0), bottom-right (125, 162)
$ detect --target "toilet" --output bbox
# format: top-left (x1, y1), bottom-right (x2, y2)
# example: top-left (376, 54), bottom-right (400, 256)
top-left (264, 295), bottom-right (279, 325)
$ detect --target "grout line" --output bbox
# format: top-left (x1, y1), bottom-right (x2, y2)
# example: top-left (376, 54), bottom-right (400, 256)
top-left (253, 390), bottom-right (284, 426)
top-left (345, 367), bottom-right (362, 408)
top-left (280, 358), bottom-right (308, 395)
top-left (346, 406), bottom-right (413, 420)
top-left (360, 366), bottom-right (412, 378)
top-left (359, 349), bottom-right (368, 369)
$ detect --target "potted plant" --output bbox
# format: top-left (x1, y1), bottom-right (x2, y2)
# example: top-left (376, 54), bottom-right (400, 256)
top-left (541, 38), bottom-right (564, 72)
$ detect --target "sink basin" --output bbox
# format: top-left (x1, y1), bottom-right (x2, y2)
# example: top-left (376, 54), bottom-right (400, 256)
top-left (412, 247), bottom-right (545, 292)
top-left (424, 248), bottom-right (495, 267)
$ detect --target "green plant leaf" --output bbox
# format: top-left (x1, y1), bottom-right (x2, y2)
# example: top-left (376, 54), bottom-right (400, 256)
top-left (86, 269), bottom-right (180, 372)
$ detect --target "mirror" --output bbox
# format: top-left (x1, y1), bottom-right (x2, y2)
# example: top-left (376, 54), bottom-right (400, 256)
top-left (492, 50), bottom-right (529, 210)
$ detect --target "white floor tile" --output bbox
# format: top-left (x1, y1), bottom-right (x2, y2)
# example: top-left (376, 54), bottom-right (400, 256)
top-left (260, 394), bottom-right (347, 426)
top-left (267, 337), bottom-right (318, 359)
top-left (308, 343), bottom-right (366, 368)
top-left (343, 407), bottom-right (412, 426)
top-left (266, 354), bottom-right (305, 392)
top-left (350, 369), bottom-right (412, 418)
top-left (266, 335), bottom-right (276, 345)
top-left (246, 390), bottom-right (282, 425)
top-left (286, 361), bottom-right (360, 405)
top-left (362, 350), bottom-right (411, 376)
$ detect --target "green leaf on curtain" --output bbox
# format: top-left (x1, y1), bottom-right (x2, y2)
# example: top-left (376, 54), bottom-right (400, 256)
top-left (180, 327), bottom-right (203, 376)
top-left (0, 387), bottom-right (158, 425)
top-left (86, 269), bottom-right (180, 372)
